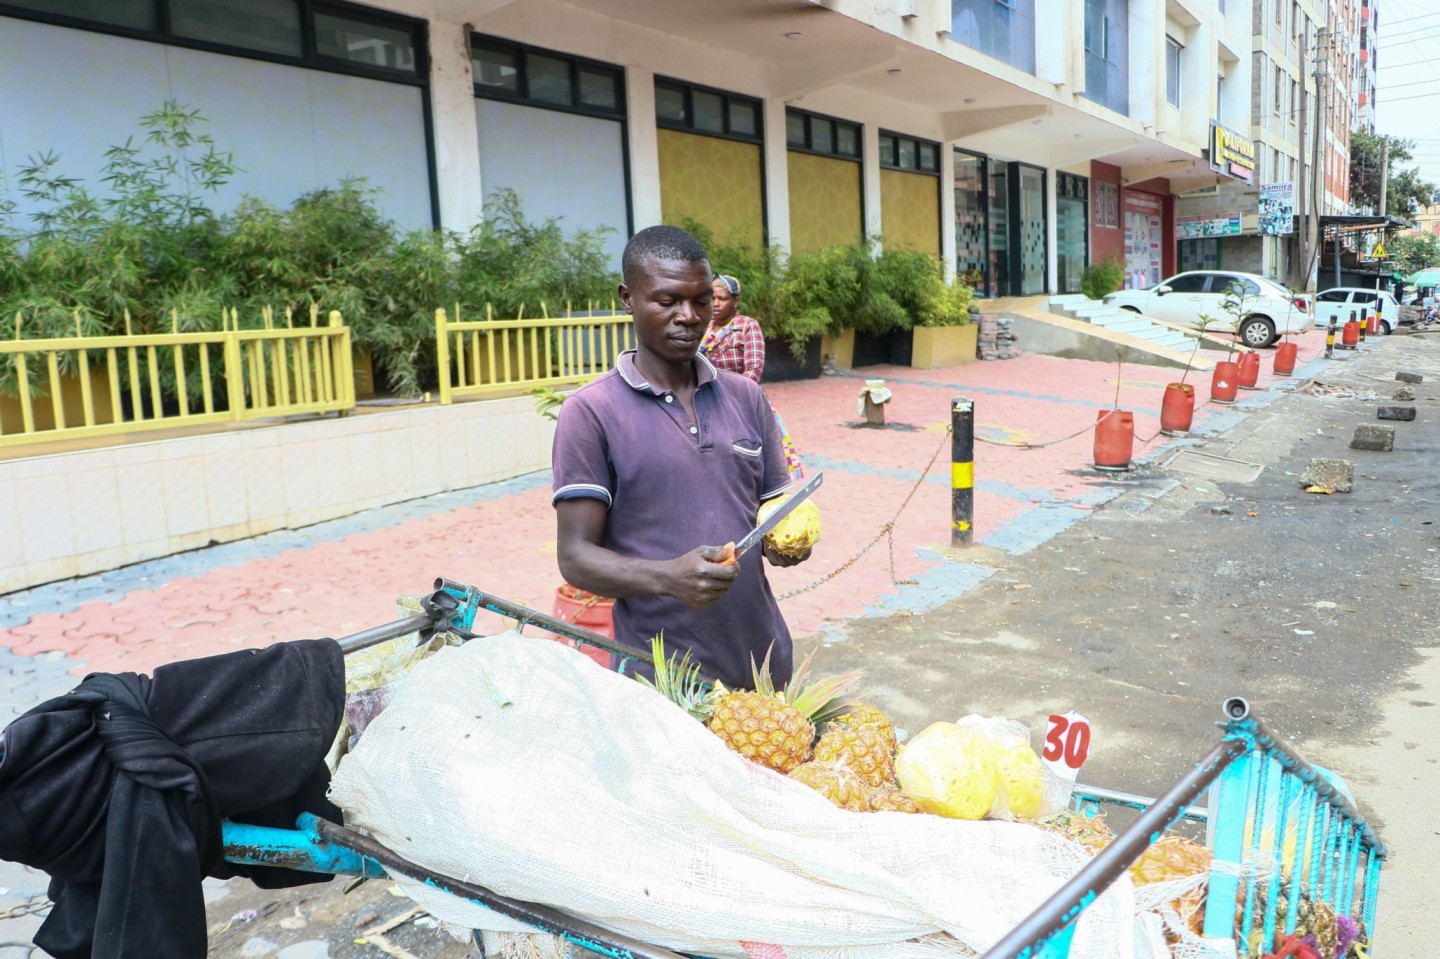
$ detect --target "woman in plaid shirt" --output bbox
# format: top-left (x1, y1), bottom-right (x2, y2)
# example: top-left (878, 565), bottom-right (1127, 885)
top-left (703, 274), bottom-right (803, 477)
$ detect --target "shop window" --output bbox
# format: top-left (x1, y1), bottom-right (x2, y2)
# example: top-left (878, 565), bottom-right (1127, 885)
top-left (1056, 173), bottom-right (1089, 295)
top-left (656, 78), bottom-right (763, 143)
top-left (951, 0), bottom-right (1036, 74)
top-left (954, 150), bottom-right (990, 294)
top-left (473, 36), bottom-right (624, 119)
top-left (786, 108), bottom-right (861, 160)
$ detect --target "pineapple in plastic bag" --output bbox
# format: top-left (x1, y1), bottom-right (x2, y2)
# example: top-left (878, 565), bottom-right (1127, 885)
top-left (894, 722), bottom-right (999, 819)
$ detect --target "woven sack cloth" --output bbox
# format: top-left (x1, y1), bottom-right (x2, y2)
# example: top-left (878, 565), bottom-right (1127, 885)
top-left (329, 632), bottom-right (1141, 959)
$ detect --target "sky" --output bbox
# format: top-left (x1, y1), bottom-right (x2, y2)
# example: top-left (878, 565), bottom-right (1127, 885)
top-left (1373, 0), bottom-right (1440, 201)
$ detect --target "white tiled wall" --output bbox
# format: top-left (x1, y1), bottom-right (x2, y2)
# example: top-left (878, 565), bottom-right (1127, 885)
top-left (0, 397), bottom-right (555, 593)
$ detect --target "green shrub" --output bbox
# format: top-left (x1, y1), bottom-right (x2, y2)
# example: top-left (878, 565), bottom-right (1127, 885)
top-left (1080, 255), bottom-right (1126, 300)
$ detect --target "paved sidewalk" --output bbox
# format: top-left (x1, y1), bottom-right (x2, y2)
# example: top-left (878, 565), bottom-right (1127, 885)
top-left (0, 330), bottom-right (1331, 713)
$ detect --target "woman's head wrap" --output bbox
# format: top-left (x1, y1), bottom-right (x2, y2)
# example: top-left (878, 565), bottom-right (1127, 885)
top-left (713, 274), bottom-right (741, 296)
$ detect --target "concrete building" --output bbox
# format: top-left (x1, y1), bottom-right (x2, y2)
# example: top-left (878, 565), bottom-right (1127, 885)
top-left (1173, 0), bottom-right (1366, 290)
top-left (0, 0), bottom-right (1256, 302)
top-left (1352, 0), bottom-right (1377, 135)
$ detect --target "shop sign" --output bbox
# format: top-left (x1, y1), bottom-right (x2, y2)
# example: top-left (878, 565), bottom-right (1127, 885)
top-left (1258, 182), bottom-right (1296, 235)
top-left (1209, 121), bottom-right (1257, 182)
top-left (1177, 214), bottom-right (1242, 239)
top-left (1124, 190), bottom-right (1164, 215)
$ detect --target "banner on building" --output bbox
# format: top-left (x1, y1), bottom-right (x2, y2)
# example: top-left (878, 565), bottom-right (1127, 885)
top-left (1258, 182), bottom-right (1296, 235)
top-left (1177, 213), bottom-right (1242, 239)
top-left (1209, 121), bottom-right (1257, 182)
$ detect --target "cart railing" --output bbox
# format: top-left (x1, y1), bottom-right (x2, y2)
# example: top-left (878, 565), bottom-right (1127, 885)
top-left (982, 697), bottom-right (1385, 959)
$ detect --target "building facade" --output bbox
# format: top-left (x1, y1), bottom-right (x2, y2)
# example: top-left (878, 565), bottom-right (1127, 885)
top-left (0, 0), bottom-right (1259, 302)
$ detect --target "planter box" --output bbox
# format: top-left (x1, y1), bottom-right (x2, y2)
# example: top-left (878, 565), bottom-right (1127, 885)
top-left (819, 329), bottom-right (855, 369)
top-left (763, 336), bottom-right (822, 382)
top-left (911, 324), bottom-right (978, 369)
top-left (852, 329), bottom-right (913, 367)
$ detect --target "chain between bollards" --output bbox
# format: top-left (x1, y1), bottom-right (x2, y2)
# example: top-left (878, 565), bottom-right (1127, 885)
top-left (951, 396), bottom-right (974, 547)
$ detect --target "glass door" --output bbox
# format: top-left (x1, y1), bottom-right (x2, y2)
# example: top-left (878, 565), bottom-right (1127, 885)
top-left (954, 151), bottom-right (990, 295)
top-left (1017, 164), bottom-right (1047, 295)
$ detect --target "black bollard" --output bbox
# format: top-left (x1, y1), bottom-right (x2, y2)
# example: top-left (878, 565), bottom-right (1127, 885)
top-left (951, 397), bottom-right (974, 547)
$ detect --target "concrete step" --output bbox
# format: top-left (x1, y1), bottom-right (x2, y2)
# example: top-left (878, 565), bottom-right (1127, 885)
top-left (1047, 294), bottom-right (1093, 309)
top-left (1071, 306), bottom-right (1129, 320)
top-left (1092, 317), bottom-right (1155, 334)
top-left (1141, 331), bottom-right (1197, 350)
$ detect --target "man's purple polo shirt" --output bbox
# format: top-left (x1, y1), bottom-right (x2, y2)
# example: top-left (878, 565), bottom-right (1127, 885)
top-left (551, 351), bottom-right (795, 688)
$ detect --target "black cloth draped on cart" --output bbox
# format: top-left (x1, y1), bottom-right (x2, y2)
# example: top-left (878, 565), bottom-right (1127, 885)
top-left (0, 638), bottom-right (346, 959)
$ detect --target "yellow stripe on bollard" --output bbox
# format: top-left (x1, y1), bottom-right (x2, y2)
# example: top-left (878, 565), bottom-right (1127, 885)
top-left (951, 461), bottom-right (974, 489)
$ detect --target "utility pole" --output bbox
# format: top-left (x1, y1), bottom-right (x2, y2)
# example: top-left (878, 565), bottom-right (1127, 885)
top-left (1308, 26), bottom-right (1331, 292)
top-left (1378, 138), bottom-right (1389, 217)
top-left (1297, 33), bottom-right (1309, 288)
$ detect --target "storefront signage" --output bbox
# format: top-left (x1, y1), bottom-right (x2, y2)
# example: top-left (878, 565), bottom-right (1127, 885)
top-left (1123, 189), bottom-right (1164, 215)
top-left (1209, 121), bottom-right (1257, 182)
top-left (1258, 182), bottom-right (1296, 235)
top-left (1177, 214), bottom-right (1242, 239)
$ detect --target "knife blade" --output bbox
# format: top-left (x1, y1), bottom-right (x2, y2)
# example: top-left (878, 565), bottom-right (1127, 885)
top-left (734, 471), bottom-right (824, 558)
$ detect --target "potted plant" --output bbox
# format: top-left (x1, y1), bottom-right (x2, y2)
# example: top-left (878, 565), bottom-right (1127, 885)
top-left (902, 254), bottom-right (978, 369)
top-left (531, 383), bottom-right (614, 666)
top-left (1159, 325), bottom-right (1204, 435)
top-left (1273, 286), bottom-right (1303, 376)
top-left (1094, 349), bottom-right (1134, 471)
top-left (1202, 282), bottom-right (1254, 405)
top-left (1079, 256), bottom-right (1126, 302)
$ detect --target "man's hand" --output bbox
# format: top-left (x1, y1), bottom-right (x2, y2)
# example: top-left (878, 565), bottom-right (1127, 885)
top-left (665, 545), bottom-right (741, 609)
top-left (763, 543), bottom-right (811, 568)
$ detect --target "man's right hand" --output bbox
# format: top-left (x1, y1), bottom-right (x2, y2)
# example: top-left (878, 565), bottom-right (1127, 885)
top-left (666, 544), bottom-right (741, 609)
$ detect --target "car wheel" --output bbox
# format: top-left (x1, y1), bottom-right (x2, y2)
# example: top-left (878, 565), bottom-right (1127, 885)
top-left (1381, 320), bottom-right (1393, 335)
top-left (1240, 315), bottom-right (1278, 348)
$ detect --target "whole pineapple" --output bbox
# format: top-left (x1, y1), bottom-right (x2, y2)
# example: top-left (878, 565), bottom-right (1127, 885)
top-left (706, 648), bottom-right (859, 774)
top-left (1295, 897), bottom-right (1342, 959)
top-left (1129, 836), bottom-right (1212, 934)
top-left (790, 761), bottom-right (870, 812)
top-left (830, 703), bottom-right (898, 752)
top-left (1039, 808), bottom-right (1115, 855)
top-left (868, 787), bottom-right (921, 814)
top-left (813, 723), bottom-right (895, 788)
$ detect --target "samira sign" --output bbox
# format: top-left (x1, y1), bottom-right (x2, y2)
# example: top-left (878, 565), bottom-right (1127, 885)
top-left (1258, 182), bottom-right (1296, 235)
top-left (1209, 121), bottom-right (1257, 182)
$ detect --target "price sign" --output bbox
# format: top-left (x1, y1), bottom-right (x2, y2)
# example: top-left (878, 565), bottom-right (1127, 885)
top-left (1041, 712), bottom-right (1092, 782)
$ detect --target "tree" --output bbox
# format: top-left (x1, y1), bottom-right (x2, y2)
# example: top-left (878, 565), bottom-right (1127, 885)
top-left (1387, 232), bottom-right (1440, 274)
top-left (1350, 130), bottom-right (1436, 220)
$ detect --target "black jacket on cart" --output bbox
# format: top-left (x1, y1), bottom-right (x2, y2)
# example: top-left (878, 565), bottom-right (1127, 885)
top-left (0, 638), bottom-right (346, 959)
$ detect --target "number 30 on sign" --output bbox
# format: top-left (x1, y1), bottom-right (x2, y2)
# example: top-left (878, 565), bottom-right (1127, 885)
top-left (1041, 712), bottom-right (1092, 782)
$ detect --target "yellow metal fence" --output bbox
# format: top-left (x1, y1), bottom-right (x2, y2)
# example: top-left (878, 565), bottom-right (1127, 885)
top-left (0, 307), bottom-right (354, 449)
top-left (435, 304), bottom-right (632, 404)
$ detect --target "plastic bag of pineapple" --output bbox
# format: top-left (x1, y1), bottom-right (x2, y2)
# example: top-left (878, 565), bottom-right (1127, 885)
top-left (330, 632), bottom-right (1157, 959)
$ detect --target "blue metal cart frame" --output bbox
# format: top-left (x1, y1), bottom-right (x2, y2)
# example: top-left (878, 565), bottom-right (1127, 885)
top-left (223, 578), bottom-right (1385, 959)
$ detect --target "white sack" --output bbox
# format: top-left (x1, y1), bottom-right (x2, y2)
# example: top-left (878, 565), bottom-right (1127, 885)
top-left (329, 633), bottom-right (1138, 959)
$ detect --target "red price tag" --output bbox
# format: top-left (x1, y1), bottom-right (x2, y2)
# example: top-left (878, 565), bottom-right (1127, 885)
top-left (1042, 712), bottom-right (1091, 780)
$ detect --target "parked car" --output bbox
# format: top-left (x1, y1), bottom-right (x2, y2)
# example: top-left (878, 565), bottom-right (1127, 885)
top-left (1103, 271), bottom-right (1311, 347)
top-left (1313, 287), bottom-right (1400, 334)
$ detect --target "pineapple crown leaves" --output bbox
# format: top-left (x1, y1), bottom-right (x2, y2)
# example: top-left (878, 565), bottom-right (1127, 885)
top-left (638, 633), bottom-right (714, 721)
top-left (749, 644), bottom-right (863, 724)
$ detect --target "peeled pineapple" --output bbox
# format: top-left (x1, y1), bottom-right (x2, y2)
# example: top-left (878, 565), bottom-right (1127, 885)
top-left (790, 761), bottom-right (871, 812)
top-left (757, 497), bottom-right (821, 558)
top-left (894, 722), bottom-right (999, 820)
top-left (992, 741), bottom-right (1049, 820)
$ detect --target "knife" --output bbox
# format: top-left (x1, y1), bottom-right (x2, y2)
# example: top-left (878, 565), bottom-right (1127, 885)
top-left (734, 471), bottom-right (824, 557)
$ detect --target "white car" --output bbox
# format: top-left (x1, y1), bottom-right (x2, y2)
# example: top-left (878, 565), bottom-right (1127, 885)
top-left (1103, 271), bottom-right (1311, 348)
top-left (1313, 287), bottom-right (1399, 334)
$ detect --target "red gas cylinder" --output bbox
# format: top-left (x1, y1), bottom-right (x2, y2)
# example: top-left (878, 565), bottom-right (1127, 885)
top-left (1274, 341), bottom-right (1298, 376)
top-left (1093, 409), bottom-right (1134, 471)
top-left (1211, 360), bottom-right (1240, 404)
top-left (551, 585), bottom-right (616, 668)
top-left (1160, 383), bottom-right (1195, 435)
top-left (1237, 351), bottom-right (1261, 389)
top-left (1342, 320), bottom-right (1359, 347)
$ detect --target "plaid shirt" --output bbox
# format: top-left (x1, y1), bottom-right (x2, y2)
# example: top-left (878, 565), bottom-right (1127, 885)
top-left (700, 314), bottom-right (766, 383)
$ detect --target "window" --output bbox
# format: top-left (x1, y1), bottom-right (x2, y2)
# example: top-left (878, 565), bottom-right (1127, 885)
top-left (786, 109), bottom-right (861, 159)
top-left (1165, 36), bottom-right (1182, 107)
top-left (3, 0), bottom-right (424, 78)
top-left (314, 8), bottom-right (419, 74)
top-left (1165, 274), bottom-right (1210, 293)
top-left (655, 79), bottom-right (762, 142)
top-left (1274, 65), bottom-right (1283, 115)
top-left (1209, 275), bottom-right (1260, 296)
top-left (473, 36), bottom-right (624, 118)
top-left (1290, 79), bottom-right (1298, 124)
top-left (879, 132), bottom-right (941, 174)
top-left (170, 0), bottom-right (302, 57)
top-left (1316, 290), bottom-right (1349, 303)
top-left (1274, 0), bottom-right (1282, 25)
top-left (1081, 0), bottom-right (1129, 115)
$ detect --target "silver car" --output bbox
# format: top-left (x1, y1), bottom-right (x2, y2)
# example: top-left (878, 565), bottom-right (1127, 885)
top-left (1103, 271), bottom-right (1312, 348)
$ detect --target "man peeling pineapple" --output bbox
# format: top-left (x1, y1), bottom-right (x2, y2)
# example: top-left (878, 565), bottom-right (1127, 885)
top-left (551, 226), bottom-right (817, 690)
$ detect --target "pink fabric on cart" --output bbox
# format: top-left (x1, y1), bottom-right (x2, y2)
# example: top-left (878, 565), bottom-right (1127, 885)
top-left (740, 942), bottom-right (789, 959)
